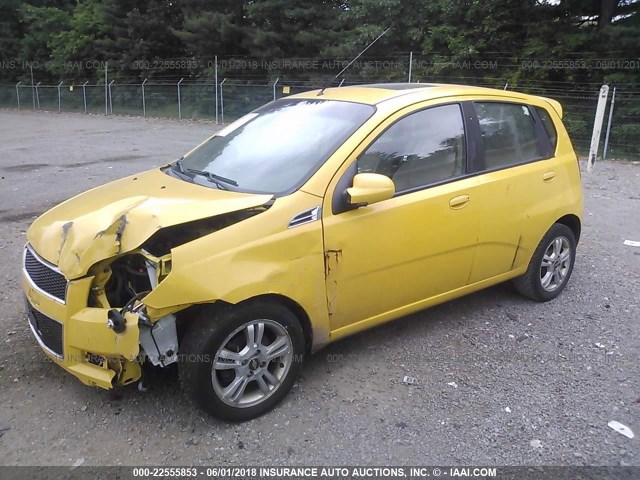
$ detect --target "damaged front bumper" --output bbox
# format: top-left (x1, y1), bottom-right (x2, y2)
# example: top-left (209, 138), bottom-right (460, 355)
top-left (22, 245), bottom-right (144, 389)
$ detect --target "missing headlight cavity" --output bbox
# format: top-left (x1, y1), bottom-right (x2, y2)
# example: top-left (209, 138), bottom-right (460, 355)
top-left (105, 254), bottom-right (152, 307)
top-left (141, 206), bottom-right (271, 257)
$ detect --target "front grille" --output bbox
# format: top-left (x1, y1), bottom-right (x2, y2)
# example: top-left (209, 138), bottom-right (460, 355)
top-left (27, 303), bottom-right (64, 357)
top-left (24, 246), bottom-right (67, 302)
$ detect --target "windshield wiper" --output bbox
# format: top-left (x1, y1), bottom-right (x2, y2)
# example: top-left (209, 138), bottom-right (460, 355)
top-left (170, 157), bottom-right (192, 180)
top-left (171, 157), bottom-right (238, 190)
top-left (185, 168), bottom-right (238, 189)
top-left (173, 157), bottom-right (186, 173)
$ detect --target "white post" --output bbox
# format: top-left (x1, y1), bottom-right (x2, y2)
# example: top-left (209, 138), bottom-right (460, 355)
top-left (108, 80), bottom-right (114, 115)
top-left (35, 82), bottom-right (40, 109)
top-left (504, 83), bottom-right (508, 90)
top-left (408, 51), bottom-right (413, 83)
top-left (16, 81), bottom-right (21, 108)
top-left (57, 81), bottom-right (63, 113)
top-left (587, 84), bottom-right (610, 173)
top-left (104, 62), bottom-right (108, 115)
top-left (142, 78), bottom-right (147, 117)
top-left (602, 87), bottom-right (616, 161)
top-left (214, 55), bottom-right (219, 124)
top-left (177, 77), bottom-right (184, 119)
top-left (30, 64), bottom-right (35, 110)
top-left (272, 77), bottom-right (279, 101)
top-left (82, 81), bottom-right (88, 114)
top-left (338, 78), bottom-right (345, 87)
top-left (220, 78), bottom-right (227, 124)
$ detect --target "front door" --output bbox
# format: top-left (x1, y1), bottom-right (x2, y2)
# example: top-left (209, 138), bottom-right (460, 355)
top-left (322, 102), bottom-right (479, 335)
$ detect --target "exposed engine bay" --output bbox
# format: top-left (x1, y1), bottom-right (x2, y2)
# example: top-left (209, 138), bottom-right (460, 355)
top-left (89, 207), bottom-right (269, 369)
top-left (105, 254), bottom-right (153, 308)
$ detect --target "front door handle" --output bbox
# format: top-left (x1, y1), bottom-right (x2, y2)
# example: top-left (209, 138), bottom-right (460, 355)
top-left (543, 171), bottom-right (556, 182)
top-left (449, 195), bottom-right (470, 209)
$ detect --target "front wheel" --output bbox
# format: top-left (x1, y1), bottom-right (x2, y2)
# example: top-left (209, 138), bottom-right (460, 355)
top-left (513, 223), bottom-right (577, 302)
top-left (180, 301), bottom-right (305, 421)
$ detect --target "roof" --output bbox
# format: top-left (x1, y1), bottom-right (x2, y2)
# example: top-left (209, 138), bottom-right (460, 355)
top-left (293, 82), bottom-right (539, 105)
top-left (291, 82), bottom-right (563, 117)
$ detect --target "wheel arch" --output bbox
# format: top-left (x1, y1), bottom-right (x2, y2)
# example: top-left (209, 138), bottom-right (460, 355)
top-left (239, 294), bottom-right (314, 355)
top-left (556, 214), bottom-right (581, 243)
top-left (175, 294), bottom-right (314, 355)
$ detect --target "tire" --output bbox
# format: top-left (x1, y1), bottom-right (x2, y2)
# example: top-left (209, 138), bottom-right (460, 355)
top-left (179, 301), bottom-right (305, 421)
top-left (513, 223), bottom-right (576, 302)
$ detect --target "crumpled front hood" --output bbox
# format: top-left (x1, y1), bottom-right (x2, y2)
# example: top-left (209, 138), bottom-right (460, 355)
top-left (27, 168), bottom-right (273, 279)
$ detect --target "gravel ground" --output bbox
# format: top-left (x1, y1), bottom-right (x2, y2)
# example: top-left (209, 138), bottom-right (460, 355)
top-left (0, 110), bottom-right (638, 467)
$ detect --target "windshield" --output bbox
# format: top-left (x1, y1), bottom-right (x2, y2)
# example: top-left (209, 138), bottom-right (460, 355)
top-left (177, 98), bottom-right (375, 194)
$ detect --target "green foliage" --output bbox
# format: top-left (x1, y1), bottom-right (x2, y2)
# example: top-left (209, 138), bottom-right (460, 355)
top-left (0, 0), bottom-right (638, 89)
top-left (243, 0), bottom-right (347, 57)
top-left (18, 3), bottom-right (71, 66)
top-left (47, 1), bottom-right (107, 73)
top-left (0, 0), bottom-right (23, 64)
top-left (173, 0), bottom-right (247, 58)
top-left (98, 0), bottom-right (185, 77)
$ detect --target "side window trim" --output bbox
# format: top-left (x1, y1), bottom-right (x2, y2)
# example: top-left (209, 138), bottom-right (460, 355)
top-left (331, 160), bottom-right (358, 215)
top-left (461, 101), bottom-right (483, 174)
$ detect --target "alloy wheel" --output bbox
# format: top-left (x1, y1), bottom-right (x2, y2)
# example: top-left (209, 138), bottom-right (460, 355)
top-left (540, 236), bottom-right (572, 292)
top-left (211, 319), bottom-right (293, 408)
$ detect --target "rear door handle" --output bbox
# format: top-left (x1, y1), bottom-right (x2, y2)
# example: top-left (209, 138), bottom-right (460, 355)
top-left (449, 195), bottom-right (470, 209)
top-left (543, 171), bottom-right (556, 182)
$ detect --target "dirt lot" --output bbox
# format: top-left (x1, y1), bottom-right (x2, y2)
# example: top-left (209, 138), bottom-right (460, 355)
top-left (0, 110), bottom-right (638, 467)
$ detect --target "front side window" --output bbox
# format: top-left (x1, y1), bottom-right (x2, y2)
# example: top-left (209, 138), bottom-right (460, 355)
top-left (357, 104), bottom-right (466, 192)
top-left (179, 99), bottom-right (375, 195)
top-left (475, 102), bottom-right (541, 170)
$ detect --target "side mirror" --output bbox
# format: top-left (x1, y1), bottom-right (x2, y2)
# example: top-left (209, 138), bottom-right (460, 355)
top-left (347, 173), bottom-right (395, 207)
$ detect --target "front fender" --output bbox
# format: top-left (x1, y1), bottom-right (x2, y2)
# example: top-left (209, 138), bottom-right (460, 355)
top-left (143, 192), bottom-right (331, 349)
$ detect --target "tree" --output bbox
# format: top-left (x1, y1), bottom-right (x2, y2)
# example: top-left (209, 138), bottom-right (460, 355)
top-left (17, 3), bottom-right (70, 69)
top-left (46, 0), bottom-right (109, 78)
top-left (0, 0), bottom-right (23, 71)
top-left (173, 0), bottom-right (247, 59)
top-left (0, 0), bottom-right (638, 89)
top-left (99, 0), bottom-right (185, 79)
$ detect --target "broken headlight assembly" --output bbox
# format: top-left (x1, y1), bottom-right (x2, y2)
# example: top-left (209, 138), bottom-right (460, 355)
top-left (93, 250), bottom-right (178, 367)
top-left (99, 251), bottom-right (170, 308)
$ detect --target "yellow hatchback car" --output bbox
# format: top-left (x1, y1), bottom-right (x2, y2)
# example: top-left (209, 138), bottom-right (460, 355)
top-left (23, 83), bottom-right (583, 420)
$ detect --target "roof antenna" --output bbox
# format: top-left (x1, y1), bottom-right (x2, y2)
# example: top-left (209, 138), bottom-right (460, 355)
top-left (317, 27), bottom-right (390, 96)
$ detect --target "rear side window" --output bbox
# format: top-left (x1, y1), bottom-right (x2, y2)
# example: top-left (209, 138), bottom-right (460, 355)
top-left (535, 106), bottom-right (558, 150)
top-left (475, 102), bottom-right (541, 170)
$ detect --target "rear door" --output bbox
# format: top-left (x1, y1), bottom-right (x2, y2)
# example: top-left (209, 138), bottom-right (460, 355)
top-left (466, 100), bottom-right (558, 283)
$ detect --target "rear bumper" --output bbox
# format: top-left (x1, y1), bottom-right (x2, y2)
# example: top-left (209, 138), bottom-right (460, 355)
top-left (22, 271), bottom-right (141, 389)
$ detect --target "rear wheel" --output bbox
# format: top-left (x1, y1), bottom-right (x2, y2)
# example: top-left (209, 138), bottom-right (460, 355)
top-left (180, 301), bottom-right (305, 421)
top-left (513, 223), bottom-right (576, 302)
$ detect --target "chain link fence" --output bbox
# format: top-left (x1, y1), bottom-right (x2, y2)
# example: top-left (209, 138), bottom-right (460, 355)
top-left (0, 64), bottom-right (637, 160)
top-left (606, 91), bottom-right (639, 160)
top-left (552, 92), bottom-right (600, 156)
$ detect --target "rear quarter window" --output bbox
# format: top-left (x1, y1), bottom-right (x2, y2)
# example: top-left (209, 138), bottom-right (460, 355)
top-left (535, 106), bottom-right (558, 150)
